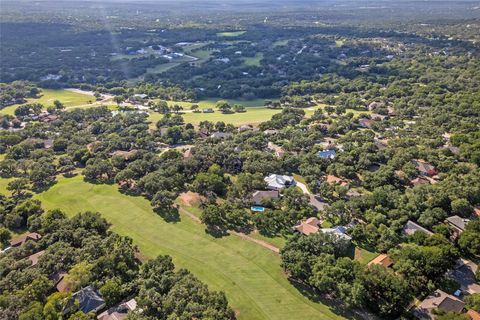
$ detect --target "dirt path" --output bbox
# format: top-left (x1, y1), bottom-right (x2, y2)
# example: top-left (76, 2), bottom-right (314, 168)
top-left (178, 206), bottom-right (280, 254)
top-left (229, 230), bottom-right (280, 253)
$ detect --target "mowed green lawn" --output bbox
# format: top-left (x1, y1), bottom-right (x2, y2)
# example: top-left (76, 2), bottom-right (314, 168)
top-left (35, 175), bottom-right (346, 320)
top-left (1, 89), bottom-right (93, 115)
top-left (217, 31), bottom-right (246, 37)
top-left (149, 107), bottom-right (284, 126)
top-left (148, 99), bottom-right (320, 126)
top-left (243, 53), bottom-right (264, 66)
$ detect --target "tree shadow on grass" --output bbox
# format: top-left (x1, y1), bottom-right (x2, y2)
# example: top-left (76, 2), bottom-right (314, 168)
top-left (154, 207), bottom-right (180, 223)
top-left (204, 225), bottom-right (229, 238)
top-left (288, 277), bottom-right (368, 320)
top-left (32, 180), bottom-right (58, 194)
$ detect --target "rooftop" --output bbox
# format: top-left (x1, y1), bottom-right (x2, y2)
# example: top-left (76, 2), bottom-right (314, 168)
top-left (402, 220), bottom-right (434, 237)
top-left (416, 290), bottom-right (464, 319)
top-left (252, 190), bottom-right (279, 205)
top-left (294, 217), bottom-right (320, 236)
top-left (97, 298), bottom-right (137, 320)
top-left (264, 174), bottom-right (295, 190)
top-left (367, 254), bottom-right (393, 268)
top-left (316, 149), bottom-right (336, 159)
top-left (10, 232), bottom-right (42, 247)
top-left (445, 215), bottom-right (470, 232)
top-left (447, 259), bottom-right (480, 295)
top-left (320, 226), bottom-right (352, 241)
top-left (73, 286), bottom-right (106, 314)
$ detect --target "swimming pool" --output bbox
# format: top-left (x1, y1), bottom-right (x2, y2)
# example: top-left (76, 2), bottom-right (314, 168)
top-left (251, 206), bottom-right (265, 212)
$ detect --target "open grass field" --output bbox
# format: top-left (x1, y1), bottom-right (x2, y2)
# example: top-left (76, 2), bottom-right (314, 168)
top-left (145, 62), bottom-right (183, 74)
top-left (34, 175), bottom-right (348, 320)
top-left (217, 31), bottom-right (246, 37)
top-left (1, 89), bottom-right (94, 116)
top-left (335, 39), bottom-right (346, 47)
top-left (153, 107), bottom-right (281, 126)
top-left (0, 177), bottom-right (13, 196)
top-left (243, 53), bottom-right (264, 66)
top-left (148, 102), bottom-right (320, 127)
top-left (272, 39), bottom-right (290, 47)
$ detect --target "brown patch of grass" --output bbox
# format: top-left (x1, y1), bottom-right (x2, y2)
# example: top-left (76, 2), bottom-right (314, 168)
top-left (178, 191), bottom-right (204, 207)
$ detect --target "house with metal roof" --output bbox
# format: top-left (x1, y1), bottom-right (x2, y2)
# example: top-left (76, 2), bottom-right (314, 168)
top-left (264, 174), bottom-right (295, 190)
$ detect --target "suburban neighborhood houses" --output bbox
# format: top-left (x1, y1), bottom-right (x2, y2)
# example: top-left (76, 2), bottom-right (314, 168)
top-left (1, 1), bottom-right (480, 319)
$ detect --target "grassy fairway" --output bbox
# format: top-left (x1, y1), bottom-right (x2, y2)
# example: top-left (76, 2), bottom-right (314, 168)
top-left (0, 177), bottom-right (13, 196)
top-left (148, 99), bottom-right (320, 126)
top-left (149, 107), bottom-right (282, 126)
top-left (217, 31), bottom-right (246, 37)
top-left (1, 89), bottom-right (93, 115)
top-left (243, 53), bottom-right (264, 66)
top-left (35, 175), bottom-right (346, 320)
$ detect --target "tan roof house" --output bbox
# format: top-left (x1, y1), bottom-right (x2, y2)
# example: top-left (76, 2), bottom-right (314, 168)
top-left (252, 190), bottom-right (279, 205)
top-left (368, 254), bottom-right (393, 269)
top-left (27, 250), bottom-right (45, 267)
top-left (294, 217), bottom-right (321, 236)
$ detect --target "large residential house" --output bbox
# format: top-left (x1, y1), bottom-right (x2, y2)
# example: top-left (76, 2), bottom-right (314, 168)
top-left (27, 250), bottom-right (45, 267)
top-left (210, 132), bottom-right (232, 139)
top-left (402, 220), bottom-right (434, 237)
top-left (110, 150), bottom-right (138, 161)
top-left (412, 159), bottom-right (438, 176)
top-left (294, 217), bottom-right (321, 235)
top-left (445, 215), bottom-right (470, 237)
top-left (70, 286), bottom-right (106, 314)
top-left (447, 259), bottom-right (480, 295)
top-left (320, 226), bottom-right (352, 241)
top-left (9, 232), bottom-right (42, 247)
top-left (252, 190), bottom-right (279, 206)
top-left (316, 149), bottom-right (336, 159)
top-left (415, 290), bottom-right (465, 319)
top-left (264, 174), bottom-right (295, 190)
top-left (97, 298), bottom-right (137, 320)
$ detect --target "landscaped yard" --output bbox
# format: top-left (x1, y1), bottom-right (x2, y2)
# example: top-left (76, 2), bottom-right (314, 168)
top-left (34, 175), bottom-right (347, 320)
top-left (1, 89), bottom-right (94, 115)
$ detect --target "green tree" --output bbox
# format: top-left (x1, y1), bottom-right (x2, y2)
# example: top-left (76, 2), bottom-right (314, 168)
top-left (0, 227), bottom-right (11, 247)
top-left (65, 261), bottom-right (93, 291)
top-left (100, 278), bottom-right (124, 307)
top-left (216, 100), bottom-right (232, 113)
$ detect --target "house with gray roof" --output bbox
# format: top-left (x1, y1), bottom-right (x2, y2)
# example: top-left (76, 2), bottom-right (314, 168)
top-left (210, 132), bottom-right (232, 139)
top-left (414, 290), bottom-right (465, 319)
top-left (71, 286), bottom-right (106, 314)
top-left (97, 298), bottom-right (137, 320)
top-left (445, 215), bottom-right (470, 237)
top-left (447, 259), bottom-right (480, 295)
top-left (403, 220), bottom-right (434, 237)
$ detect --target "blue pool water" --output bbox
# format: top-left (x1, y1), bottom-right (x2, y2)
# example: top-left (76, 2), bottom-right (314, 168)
top-left (251, 206), bottom-right (265, 212)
